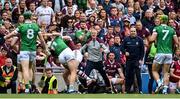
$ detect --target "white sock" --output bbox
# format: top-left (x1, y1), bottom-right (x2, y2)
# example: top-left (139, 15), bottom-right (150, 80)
top-left (157, 79), bottom-right (162, 86)
top-left (25, 89), bottom-right (29, 93)
top-left (68, 84), bottom-right (74, 92)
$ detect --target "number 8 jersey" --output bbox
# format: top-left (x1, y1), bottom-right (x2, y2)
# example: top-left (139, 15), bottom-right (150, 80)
top-left (153, 24), bottom-right (176, 54)
top-left (16, 22), bottom-right (40, 51)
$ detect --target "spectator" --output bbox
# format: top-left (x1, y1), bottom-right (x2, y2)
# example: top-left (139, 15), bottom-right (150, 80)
top-left (74, 13), bottom-right (90, 29)
top-left (51, 0), bottom-right (65, 13)
top-left (35, 0), bottom-right (55, 26)
top-left (74, 21), bottom-right (91, 45)
top-left (39, 68), bottom-right (58, 94)
top-left (36, 45), bottom-right (47, 72)
top-left (77, 0), bottom-right (88, 11)
top-left (165, 0), bottom-right (175, 12)
top-left (0, 58), bottom-right (18, 93)
top-left (3, 2), bottom-right (12, 19)
top-left (124, 7), bottom-right (136, 25)
top-left (121, 27), bottom-right (144, 93)
top-left (109, 35), bottom-right (125, 67)
top-left (104, 26), bottom-right (114, 44)
top-left (102, 0), bottom-right (112, 15)
top-left (111, 0), bottom-right (125, 13)
top-left (98, 9), bottom-right (108, 27)
top-left (0, 47), bottom-right (8, 67)
top-left (141, 9), bottom-right (155, 32)
top-left (12, 0), bottom-right (27, 23)
top-left (133, 2), bottom-right (143, 20)
top-left (74, 10), bottom-right (81, 23)
top-left (108, 7), bottom-right (123, 27)
top-left (85, 0), bottom-right (98, 16)
top-left (0, 12), bottom-right (10, 25)
top-left (27, 2), bottom-right (36, 15)
top-left (121, 17), bottom-right (131, 39)
top-left (61, 0), bottom-right (77, 15)
top-left (154, 0), bottom-right (170, 15)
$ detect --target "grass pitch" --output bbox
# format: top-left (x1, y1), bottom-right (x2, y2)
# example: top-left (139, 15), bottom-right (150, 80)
top-left (0, 94), bottom-right (180, 99)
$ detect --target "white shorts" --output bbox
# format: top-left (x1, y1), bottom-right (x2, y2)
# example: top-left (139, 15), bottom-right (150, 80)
top-left (73, 50), bottom-right (83, 63)
top-left (58, 48), bottom-right (75, 64)
top-left (111, 78), bottom-right (118, 85)
top-left (17, 54), bottom-right (20, 64)
top-left (153, 53), bottom-right (172, 64)
top-left (19, 51), bottom-right (36, 62)
top-left (169, 82), bottom-right (177, 90)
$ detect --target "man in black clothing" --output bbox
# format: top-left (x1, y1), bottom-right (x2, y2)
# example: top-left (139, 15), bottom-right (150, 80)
top-left (121, 27), bottom-right (144, 93)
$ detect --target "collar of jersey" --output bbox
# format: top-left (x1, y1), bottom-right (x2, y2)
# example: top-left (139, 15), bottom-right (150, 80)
top-left (161, 24), bottom-right (167, 26)
top-left (25, 20), bottom-right (32, 24)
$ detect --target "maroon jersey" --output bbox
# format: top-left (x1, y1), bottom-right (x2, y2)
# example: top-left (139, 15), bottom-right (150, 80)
top-left (136, 27), bottom-right (150, 39)
top-left (104, 60), bottom-right (121, 77)
top-left (170, 61), bottom-right (180, 83)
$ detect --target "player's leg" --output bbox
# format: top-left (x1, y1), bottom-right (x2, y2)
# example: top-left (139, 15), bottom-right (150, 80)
top-left (162, 64), bottom-right (170, 94)
top-left (58, 48), bottom-right (78, 93)
top-left (176, 80), bottom-right (180, 93)
top-left (63, 69), bottom-right (70, 90)
top-left (162, 54), bottom-right (173, 94)
top-left (169, 82), bottom-right (177, 94)
top-left (17, 54), bottom-right (25, 93)
top-left (111, 77), bottom-right (125, 93)
top-left (152, 54), bottom-right (164, 93)
top-left (67, 59), bottom-right (78, 93)
top-left (29, 51), bottom-right (37, 93)
top-left (20, 51), bottom-right (30, 93)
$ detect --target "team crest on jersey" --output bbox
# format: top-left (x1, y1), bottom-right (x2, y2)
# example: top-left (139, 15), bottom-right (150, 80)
top-left (136, 42), bottom-right (139, 45)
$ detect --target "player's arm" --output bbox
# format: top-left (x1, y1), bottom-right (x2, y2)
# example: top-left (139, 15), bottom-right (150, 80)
top-left (38, 32), bottom-right (49, 55)
top-left (4, 30), bottom-right (18, 40)
top-left (173, 34), bottom-right (180, 48)
top-left (51, 8), bottom-right (55, 23)
top-left (170, 62), bottom-right (180, 79)
top-left (117, 67), bottom-right (125, 80)
top-left (149, 29), bottom-right (157, 43)
top-left (42, 32), bottom-right (61, 36)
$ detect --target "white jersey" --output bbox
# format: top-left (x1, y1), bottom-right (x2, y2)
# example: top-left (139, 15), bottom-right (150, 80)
top-left (35, 6), bottom-right (54, 26)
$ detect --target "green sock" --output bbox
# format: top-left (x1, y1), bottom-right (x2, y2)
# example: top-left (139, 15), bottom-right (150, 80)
top-left (29, 81), bottom-right (33, 85)
top-left (25, 84), bottom-right (29, 89)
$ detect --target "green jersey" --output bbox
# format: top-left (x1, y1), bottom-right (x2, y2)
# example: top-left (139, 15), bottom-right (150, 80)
top-left (153, 24), bottom-right (176, 54)
top-left (75, 30), bottom-right (91, 45)
top-left (50, 36), bottom-right (68, 56)
top-left (16, 22), bottom-right (40, 51)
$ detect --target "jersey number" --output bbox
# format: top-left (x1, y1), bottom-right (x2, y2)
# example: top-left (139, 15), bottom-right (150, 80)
top-left (51, 42), bottom-right (57, 50)
top-left (27, 29), bottom-right (34, 39)
top-left (162, 30), bottom-right (169, 40)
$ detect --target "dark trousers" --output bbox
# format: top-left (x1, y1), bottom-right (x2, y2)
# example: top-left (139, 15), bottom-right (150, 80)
top-left (125, 60), bottom-right (142, 93)
top-left (0, 82), bottom-right (16, 93)
top-left (85, 60), bottom-right (110, 87)
top-left (147, 63), bottom-right (154, 93)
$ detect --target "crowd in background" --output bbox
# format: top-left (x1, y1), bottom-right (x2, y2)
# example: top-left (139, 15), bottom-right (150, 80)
top-left (0, 0), bottom-right (180, 94)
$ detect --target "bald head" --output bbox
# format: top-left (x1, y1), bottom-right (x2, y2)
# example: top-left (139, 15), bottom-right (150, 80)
top-left (130, 27), bottom-right (137, 37)
top-left (5, 58), bottom-right (13, 67)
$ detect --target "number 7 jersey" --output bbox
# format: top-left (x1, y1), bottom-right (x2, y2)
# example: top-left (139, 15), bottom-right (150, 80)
top-left (153, 24), bottom-right (176, 54)
top-left (16, 22), bottom-right (40, 51)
